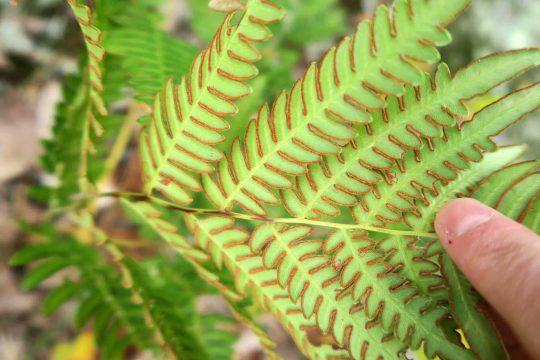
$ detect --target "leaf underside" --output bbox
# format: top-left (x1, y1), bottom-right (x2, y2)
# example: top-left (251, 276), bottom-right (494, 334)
top-left (28, 0), bottom-right (540, 359)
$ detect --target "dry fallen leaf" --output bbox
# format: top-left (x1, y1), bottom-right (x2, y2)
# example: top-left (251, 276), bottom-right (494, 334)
top-left (208, 0), bottom-right (243, 12)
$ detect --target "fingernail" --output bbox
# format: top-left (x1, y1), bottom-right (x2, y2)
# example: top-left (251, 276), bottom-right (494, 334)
top-left (453, 208), bottom-right (494, 237)
top-left (435, 199), bottom-right (495, 245)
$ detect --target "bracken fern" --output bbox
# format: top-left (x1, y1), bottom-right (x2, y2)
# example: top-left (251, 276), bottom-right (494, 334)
top-left (11, 0), bottom-right (539, 359)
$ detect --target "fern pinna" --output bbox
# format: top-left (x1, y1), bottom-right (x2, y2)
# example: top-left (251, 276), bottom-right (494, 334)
top-left (12, 0), bottom-right (540, 359)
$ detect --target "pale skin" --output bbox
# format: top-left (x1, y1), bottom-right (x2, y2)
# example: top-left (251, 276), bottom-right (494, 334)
top-left (435, 198), bottom-right (540, 359)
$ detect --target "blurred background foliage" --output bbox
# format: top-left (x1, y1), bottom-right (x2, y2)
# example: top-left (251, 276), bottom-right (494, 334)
top-left (0, 0), bottom-right (538, 359)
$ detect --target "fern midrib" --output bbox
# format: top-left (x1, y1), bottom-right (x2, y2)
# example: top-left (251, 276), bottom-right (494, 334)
top-left (389, 236), bottom-right (433, 296)
top-left (220, 7), bottom-right (445, 211)
top-left (130, 190), bottom-right (436, 237)
top-left (145, 6), bottom-right (256, 194)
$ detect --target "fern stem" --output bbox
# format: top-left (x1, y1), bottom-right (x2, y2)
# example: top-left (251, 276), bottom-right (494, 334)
top-left (100, 191), bottom-right (438, 239)
top-left (98, 103), bottom-right (140, 187)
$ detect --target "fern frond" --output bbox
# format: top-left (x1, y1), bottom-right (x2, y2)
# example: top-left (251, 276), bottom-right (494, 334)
top-left (382, 147), bottom-right (528, 359)
top-left (67, 0), bottom-right (110, 188)
top-left (186, 215), bottom-right (399, 359)
top-left (195, 313), bottom-right (238, 360)
top-left (202, 0), bottom-right (486, 216)
top-left (140, 0), bottom-right (284, 205)
top-left (406, 145), bottom-right (527, 230)
top-left (471, 160), bottom-right (539, 209)
top-left (122, 200), bottom-right (282, 358)
top-left (10, 235), bottom-right (157, 359)
top-left (106, 27), bottom-right (198, 104)
top-left (476, 164), bottom-right (540, 233)
top-left (68, 0), bottom-right (107, 117)
top-left (121, 257), bottom-right (215, 359)
top-left (322, 228), bottom-right (475, 358)
top-left (248, 224), bottom-right (475, 358)
top-left (282, 50), bottom-right (540, 219)
top-left (473, 167), bottom-right (540, 232)
top-left (266, 299), bottom-right (350, 359)
top-left (125, 199), bottom-right (348, 359)
top-left (486, 172), bottom-right (540, 221)
top-left (522, 195), bottom-right (540, 234)
top-left (439, 253), bottom-right (507, 360)
top-left (38, 2), bottom-right (116, 205)
top-left (374, 234), bottom-right (448, 305)
top-left (353, 82), bottom-right (540, 227)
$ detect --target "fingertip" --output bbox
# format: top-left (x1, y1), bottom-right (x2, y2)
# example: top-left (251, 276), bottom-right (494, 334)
top-left (435, 198), bottom-right (494, 247)
top-left (435, 198), bottom-right (540, 359)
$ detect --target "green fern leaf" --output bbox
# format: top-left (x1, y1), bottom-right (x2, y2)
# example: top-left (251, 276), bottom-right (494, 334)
top-left (202, 0), bottom-right (480, 216)
top-left (471, 160), bottom-right (539, 208)
top-left (140, 0), bottom-right (285, 205)
top-left (319, 228), bottom-right (473, 358)
top-left (68, 0), bottom-right (107, 117)
top-left (106, 27), bottom-right (198, 104)
top-left (487, 172), bottom-right (540, 220)
top-left (246, 224), bottom-right (474, 358)
top-left (282, 50), bottom-right (540, 219)
top-left (374, 233), bottom-right (448, 305)
top-left (187, 215), bottom-right (401, 359)
top-left (120, 199), bottom-right (243, 300)
top-left (440, 253), bottom-right (508, 360)
top-left (38, 1), bottom-right (120, 205)
top-left (354, 82), bottom-right (540, 227)
top-left (406, 145), bottom-right (528, 230)
top-left (382, 147), bottom-right (527, 359)
top-left (121, 258), bottom-right (217, 359)
top-left (122, 200), bottom-right (284, 358)
top-left (522, 195), bottom-right (540, 234)
top-left (67, 0), bottom-right (110, 188)
top-left (11, 233), bottom-right (157, 358)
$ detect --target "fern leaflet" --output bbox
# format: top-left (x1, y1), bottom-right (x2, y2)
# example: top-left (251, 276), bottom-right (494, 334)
top-left (140, 0), bottom-right (284, 205)
top-left (406, 145), bottom-right (527, 230)
top-left (187, 215), bottom-right (403, 359)
top-left (353, 82), bottom-right (540, 227)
